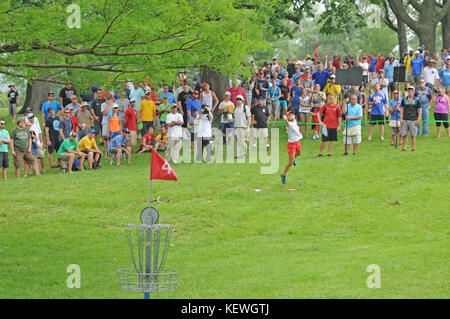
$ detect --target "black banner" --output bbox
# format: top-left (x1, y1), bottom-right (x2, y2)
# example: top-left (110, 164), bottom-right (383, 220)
top-left (335, 68), bottom-right (363, 86)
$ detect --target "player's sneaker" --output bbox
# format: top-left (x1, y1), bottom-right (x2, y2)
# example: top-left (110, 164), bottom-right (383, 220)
top-left (293, 159), bottom-right (297, 166)
top-left (280, 174), bottom-right (286, 184)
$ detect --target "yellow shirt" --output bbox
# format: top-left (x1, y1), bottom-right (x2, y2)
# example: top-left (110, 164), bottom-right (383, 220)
top-left (139, 99), bottom-right (156, 122)
top-left (323, 83), bottom-right (342, 103)
top-left (405, 56), bottom-right (413, 72)
top-left (78, 135), bottom-right (98, 151)
top-left (156, 133), bottom-right (168, 144)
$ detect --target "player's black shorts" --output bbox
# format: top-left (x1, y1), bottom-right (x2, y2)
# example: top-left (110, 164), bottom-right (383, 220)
top-left (322, 128), bottom-right (337, 142)
top-left (48, 136), bottom-right (61, 153)
top-left (370, 114), bottom-right (385, 125)
top-left (0, 152), bottom-right (9, 168)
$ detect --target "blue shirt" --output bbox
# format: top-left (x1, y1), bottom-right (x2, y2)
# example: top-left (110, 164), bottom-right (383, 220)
top-left (410, 58), bottom-right (423, 75)
top-left (160, 92), bottom-right (176, 104)
top-left (268, 86), bottom-right (280, 101)
top-left (108, 134), bottom-right (127, 150)
top-left (369, 58), bottom-right (377, 72)
top-left (290, 86), bottom-right (302, 107)
top-left (345, 103), bottom-right (362, 128)
top-left (415, 86), bottom-right (432, 107)
top-left (0, 129), bottom-right (9, 153)
top-left (257, 80), bottom-right (269, 99)
top-left (292, 72), bottom-right (303, 83)
top-left (368, 92), bottom-right (387, 116)
top-left (389, 99), bottom-right (402, 121)
top-left (312, 70), bottom-right (330, 90)
top-left (186, 98), bottom-right (202, 118)
top-left (439, 69), bottom-right (450, 86)
top-left (383, 63), bottom-right (394, 82)
top-left (42, 101), bottom-right (62, 119)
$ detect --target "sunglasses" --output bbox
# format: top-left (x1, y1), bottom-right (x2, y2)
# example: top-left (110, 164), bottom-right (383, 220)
top-left (0, 123), bottom-right (5, 125)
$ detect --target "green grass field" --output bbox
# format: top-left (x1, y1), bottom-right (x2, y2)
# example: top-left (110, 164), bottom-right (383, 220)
top-left (0, 108), bottom-right (448, 299)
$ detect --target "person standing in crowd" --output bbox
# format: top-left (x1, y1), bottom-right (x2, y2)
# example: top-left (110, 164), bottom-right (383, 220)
top-left (359, 85), bottom-right (368, 124)
top-left (227, 79), bottom-right (248, 107)
top-left (196, 104), bottom-right (213, 163)
top-left (123, 98), bottom-right (138, 147)
top-left (251, 97), bottom-right (271, 151)
top-left (367, 83), bottom-right (388, 141)
top-left (372, 70), bottom-right (389, 104)
top-left (383, 56), bottom-right (399, 100)
top-left (107, 128), bottom-right (131, 166)
top-left (375, 52), bottom-right (386, 74)
top-left (289, 77), bottom-right (302, 122)
top-left (78, 129), bottom-right (102, 169)
top-left (129, 82), bottom-right (145, 111)
top-left (69, 107), bottom-right (79, 137)
top-left (286, 58), bottom-right (296, 78)
top-left (323, 74), bottom-right (341, 104)
top-left (268, 78), bottom-right (281, 123)
top-left (433, 52), bottom-right (444, 71)
top-left (278, 77), bottom-right (290, 118)
top-left (59, 108), bottom-right (74, 141)
top-left (218, 91), bottom-right (235, 145)
top-left (159, 84), bottom-right (177, 105)
top-left (158, 95), bottom-right (171, 127)
top-left (415, 78), bottom-right (433, 136)
top-left (165, 104), bottom-right (184, 164)
top-left (177, 82), bottom-right (192, 131)
top-left (0, 119), bottom-right (11, 180)
top-left (310, 100), bottom-right (321, 140)
top-left (360, 56), bottom-right (370, 88)
top-left (317, 94), bottom-right (341, 157)
top-left (400, 86), bottom-right (422, 152)
top-left (343, 95), bottom-right (363, 155)
top-left (11, 117), bottom-right (40, 178)
top-left (388, 90), bottom-right (403, 146)
top-left (299, 90), bottom-right (311, 137)
top-left (25, 113), bottom-right (45, 173)
top-left (57, 131), bottom-right (85, 172)
top-left (65, 95), bottom-right (80, 112)
top-left (423, 60), bottom-right (440, 90)
top-left (233, 95), bottom-right (251, 159)
top-left (107, 104), bottom-right (123, 139)
top-left (139, 90), bottom-right (156, 136)
top-left (59, 82), bottom-right (76, 108)
top-left (42, 92), bottom-right (62, 126)
top-left (409, 51), bottom-right (424, 85)
top-left (76, 102), bottom-right (93, 140)
top-left (45, 107), bottom-right (61, 168)
top-left (101, 93), bottom-right (116, 148)
top-left (280, 111), bottom-right (302, 185)
top-left (432, 87), bottom-right (450, 138)
top-left (438, 57), bottom-right (450, 92)
top-left (313, 63), bottom-right (331, 91)
top-left (368, 53), bottom-right (377, 83)
top-left (187, 90), bottom-right (202, 147)
top-left (7, 83), bottom-right (19, 124)
top-left (200, 82), bottom-right (219, 111)
top-left (91, 88), bottom-right (105, 139)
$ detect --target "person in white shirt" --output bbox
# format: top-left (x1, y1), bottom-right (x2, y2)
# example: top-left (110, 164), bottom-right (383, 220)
top-left (359, 56), bottom-right (369, 88)
top-left (233, 95), bottom-right (251, 159)
top-left (280, 111), bottom-right (303, 184)
top-left (196, 104), bottom-right (213, 163)
top-left (25, 113), bottom-right (45, 173)
top-left (372, 70), bottom-right (389, 104)
top-left (422, 60), bottom-right (440, 90)
top-left (101, 94), bottom-right (117, 149)
top-left (165, 104), bottom-right (184, 163)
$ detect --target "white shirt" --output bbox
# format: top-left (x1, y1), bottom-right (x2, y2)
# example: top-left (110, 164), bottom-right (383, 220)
top-left (360, 62), bottom-right (369, 76)
top-left (422, 67), bottom-right (440, 85)
top-left (198, 114), bottom-right (213, 138)
top-left (287, 121), bottom-right (302, 143)
top-left (166, 113), bottom-right (183, 138)
top-left (101, 102), bottom-right (116, 125)
top-left (25, 119), bottom-right (42, 146)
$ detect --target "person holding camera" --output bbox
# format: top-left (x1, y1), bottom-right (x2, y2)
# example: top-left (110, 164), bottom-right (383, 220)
top-left (233, 95), bottom-right (251, 159)
top-left (219, 92), bottom-right (235, 145)
top-left (388, 90), bottom-right (403, 146)
top-left (196, 104), bottom-right (213, 163)
top-left (400, 86), bottom-right (422, 152)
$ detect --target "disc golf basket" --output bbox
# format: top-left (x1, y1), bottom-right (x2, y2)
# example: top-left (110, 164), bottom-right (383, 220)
top-left (117, 223), bottom-right (178, 298)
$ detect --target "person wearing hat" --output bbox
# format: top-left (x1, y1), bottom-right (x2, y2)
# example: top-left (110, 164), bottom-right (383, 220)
top-left (195, 104), bottom-right (213, 163)
top-left (100, 93), bottom-right (117, 149)
top-left (107, 104), bottom-right (123, 140)
top-left (251, 96), bottom-right (271, 151)
top-left (400, 86), bottom-right (422, 152)
top-left (422, 59), bottom-right (439, 90)
top-left (323, 74), bottom-right (341, 104)
top-left (176, 82), bottom-right (192, 130)
top-left (7, 83), bottom-right (19, 123)
top-left (165, 104), bottom-right (184, 163)
top-left (227, 79), bottom-right (248, 107)
top-left (218, 91), bottom-right (235, 145)
top-left (57, 131), bottom-right (85, 172)
top-left (414, 78), bottom-right (433, 136)
top-left (59, 106), bottom-right (74, 141)
top-left (107, 128), bottom-right (131, 166)
top-left (271, 57), bottom-right (279, 73)
top-left (409, 51), bottom-right (424, 85)
top-left (78, 129), bottom-right (102, 169)
top-left (199, 82), bottom-right (219, 112)
top-left (280, 110), bottom-right (302, 184)
top-left (91, 88), bottom-right (105, 137)
top-left (42, 92), bottom-right (62, 127)
top-left (44, 107), bottom-right (61, 168)
top-left (124, 98), bottom-right (138, 146)
top-left (76, 102), bottom-right (93, 140)
top-left (304, 54), bottom-right (314, 69)
top-left (11, 117), bottom-right (40, 178)
top-left (59, 82), bottom-right (76, 108)
top-left (128, 82), bottom-right (145, 112)
top-left (25, 112), bottom-right (45, 172)
top-left (233, 95), bottom-right (251, 159)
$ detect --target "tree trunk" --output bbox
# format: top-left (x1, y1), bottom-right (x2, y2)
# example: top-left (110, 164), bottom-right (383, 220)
top-left (417, 25), bottom-right (437, 53)
top-left (200, 66), bottom-right (229, 126)
top-left (442, 11), bottom-right (450, 49)
top-left (21, 79), bottom-right (51, 115)
top-left (397, 19), bottom-right (407, 55)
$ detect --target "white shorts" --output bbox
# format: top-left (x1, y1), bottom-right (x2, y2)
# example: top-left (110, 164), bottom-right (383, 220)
top-left (343, 134), bottom-right (361, 144)
top-left (102, 124), bottom-right (108, 137)
top-left (254, 128), bottom-right (268, 138)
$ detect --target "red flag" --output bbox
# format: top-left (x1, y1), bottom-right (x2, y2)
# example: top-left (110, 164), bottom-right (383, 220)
top-left (314, 44), bottom-right (319, 60)
top-left (150, 149), bottom-right (178, 181)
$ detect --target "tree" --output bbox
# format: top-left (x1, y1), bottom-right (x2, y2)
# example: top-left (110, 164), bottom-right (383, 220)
top-left (0, 0), bottom-right (266, 113)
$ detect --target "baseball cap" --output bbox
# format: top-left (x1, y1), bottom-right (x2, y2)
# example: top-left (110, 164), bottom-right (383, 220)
top-left (429, 59), bottom-right (435, 63)
top-left (407, 86), bottom-right (415, 90)
top-left (122, 128), bottom-right (130, 133)
top-left (313, 99), bottom-right (319, 104)
top-left (48, 91), bottom-right (54, 96)
top-left (70, 132), bottom-right (77, 137)
top-left (113, 104), bottom-right (119, 108)
top-left (27, 113), bottom-right (34, 118)
top-left (25, 107), bottom-right (32, 112)
top-left (201, 82), bottom-right (208, 86)
top-left (415, 50), bottom-right (420, 54)
top-left (330, 74), bottom-right (336, 79)
top-left (171, 103), bottom-right (178, 108)
top-left (145, 90), bottom-right (151, 95)
top-left (80, 101), bottom-right (89, 107)
top-left (236, 95), bottom-right (244, 101)
top-left (273, 57), bottom-right (277, 60)
top-left (224, 91), bottom-right (231, 96)
top-left (286, 111), bottom-right (294, 116)
top-left (257, 96), bottom-right (264, 100)
top-left (106, 93), bottom-right (113, 99)
top-left (379, 70), bottom-right (385, 74)
top-left (265, 74), bottom-right (270, 78)
top-left (130, 98), bottom-right (136, 103)
top-left (88, 128), bottom-right (96, 134)
top-left (306, 54), bottom-right (311, 59)
top-left (192, 90), bottom-right (199, 94)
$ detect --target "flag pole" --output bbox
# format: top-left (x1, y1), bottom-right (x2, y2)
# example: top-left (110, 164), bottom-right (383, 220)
top-left (145, 151), bottom-right (153, 300)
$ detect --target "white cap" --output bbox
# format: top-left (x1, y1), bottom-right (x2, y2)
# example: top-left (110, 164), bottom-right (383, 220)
top-left (224, 91), bottom-right (231, 96)
top-left (330, 74), bottom-right (336, 79)
top-left (236, 95), bottom-right (244, 101)
top-left (129, 98), bottom-right (136, 103)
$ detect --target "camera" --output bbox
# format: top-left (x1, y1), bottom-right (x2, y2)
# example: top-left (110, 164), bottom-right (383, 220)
top-left (201, 104), bottom-right (209, 114)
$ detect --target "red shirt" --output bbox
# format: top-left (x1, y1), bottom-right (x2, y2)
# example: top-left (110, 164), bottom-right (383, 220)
top-left (124, 108), bottom-right (137, 131)
top-left (332, 57), bottom-right (341, 69)
top-left (319, 103), bottom-right (341, 129)
top-left (226, 87), bottom-right (247, 106)
top-left (300, 74), bottom-right (313, 80)
top-left (141, 133), bottom-right (155, 146)
top-left (375, 57), bottom-right (386, 73)
top-left (71, 116), bottom-right (79, 132)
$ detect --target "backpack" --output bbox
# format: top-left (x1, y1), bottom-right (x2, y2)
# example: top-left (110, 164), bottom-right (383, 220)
top-left (234, 104), bottom-right (250, 121)
top-left (321, 104), bottom-right (340, 122)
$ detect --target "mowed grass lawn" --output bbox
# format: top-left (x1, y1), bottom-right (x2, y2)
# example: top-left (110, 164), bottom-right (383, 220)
top-left (0, 108), bottom-right (448, 299)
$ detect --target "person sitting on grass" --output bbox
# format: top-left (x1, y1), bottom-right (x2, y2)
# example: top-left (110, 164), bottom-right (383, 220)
top-left (136, 126), bottom-right (155, 154)
top-left (280, 111), bottom-right (302, 185)
top-left (57, 131), bottom-right (85, 173)
top-left (108, 128), bottom-right (131, 166)
top-left (78, 129), bottom-right (102, 169)
top-left (400, 86), bottom-right (422, 152)
top-left (155, 125), bottom-right (168, 152)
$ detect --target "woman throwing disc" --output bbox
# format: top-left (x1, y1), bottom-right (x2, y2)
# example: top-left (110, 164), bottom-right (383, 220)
top-left (280, 111), bottom-right (303, 184)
